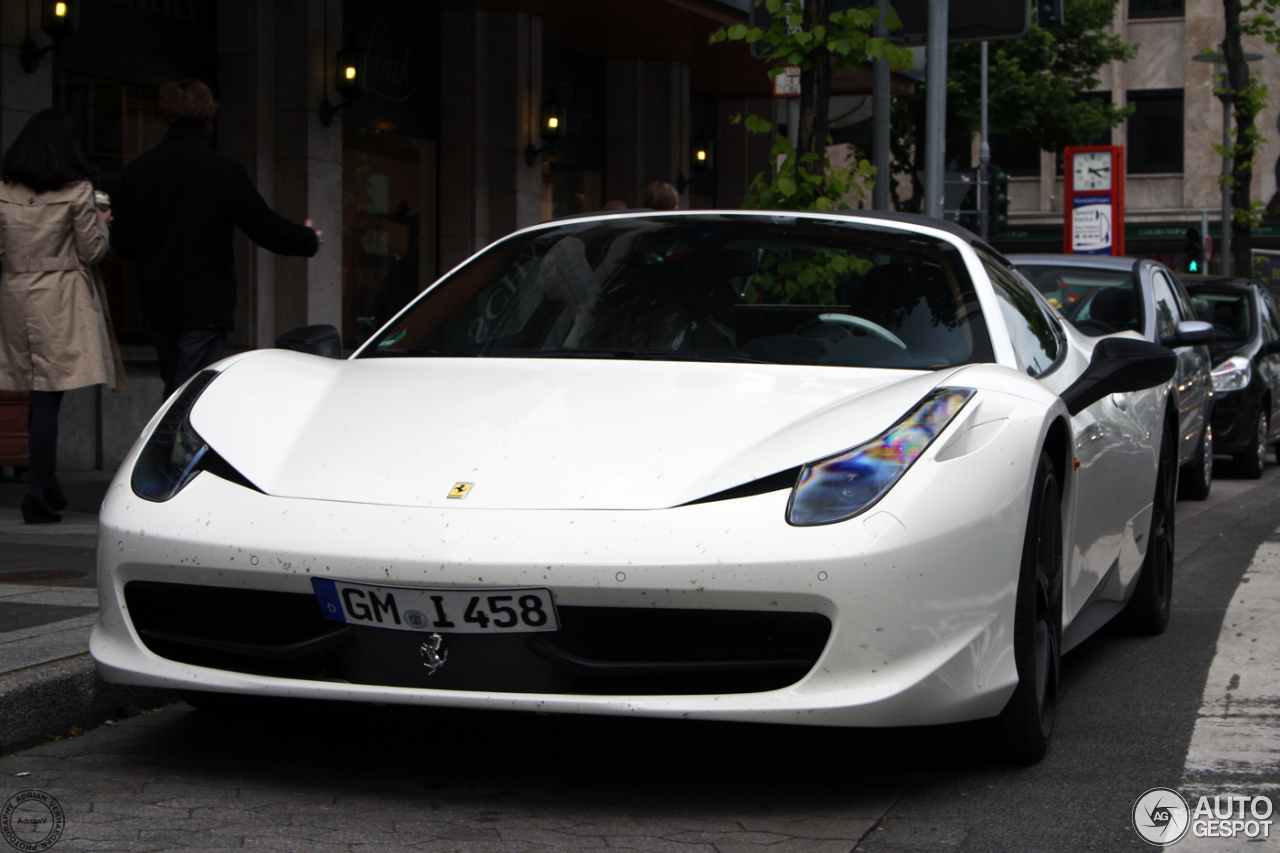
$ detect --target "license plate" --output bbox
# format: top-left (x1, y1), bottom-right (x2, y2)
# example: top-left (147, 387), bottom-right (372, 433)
top-left (311, 578), bottom-right (558, 633)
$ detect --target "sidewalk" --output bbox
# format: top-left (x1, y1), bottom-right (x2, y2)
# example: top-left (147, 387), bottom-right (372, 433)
top-left (0, 471), bottom-right (173, 753)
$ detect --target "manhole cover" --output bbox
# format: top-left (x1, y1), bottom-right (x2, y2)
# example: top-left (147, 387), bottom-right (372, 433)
top-left (0, 569), bottom-right (89, 583)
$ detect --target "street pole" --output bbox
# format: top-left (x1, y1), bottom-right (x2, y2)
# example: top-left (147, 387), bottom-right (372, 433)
top-left (923, 0), bottom-right (948, 219)
top-left (1223, 75), bottom-right (1233, 276)
top-left (979, 41), bottom-right (990, 237)
top-left (1202, 209), bottom-right (1211, 265)
top-left (872, 0), bottom-right (891, 211)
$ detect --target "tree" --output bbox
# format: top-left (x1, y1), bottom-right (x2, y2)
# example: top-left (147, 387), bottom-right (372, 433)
top-left (1217, 0), bottom-right (1275, 274)
top-left (887, 0), bottom-right (1136, 212)
top-left (710, 0), bottom-right (912, 206)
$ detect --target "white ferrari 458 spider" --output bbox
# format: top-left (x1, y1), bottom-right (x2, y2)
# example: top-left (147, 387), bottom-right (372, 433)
top-left (93, 210), bottom-right (1182, 762)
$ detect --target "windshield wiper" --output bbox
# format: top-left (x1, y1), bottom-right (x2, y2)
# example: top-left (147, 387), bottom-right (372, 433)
top-left (402, 347), bottom-right (477, 357)
top-left (517, 349), bottom-right (770, 364)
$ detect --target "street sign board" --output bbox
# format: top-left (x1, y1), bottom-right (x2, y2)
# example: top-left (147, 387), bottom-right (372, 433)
top-left (1064, 145), bottom-right (1126, 257)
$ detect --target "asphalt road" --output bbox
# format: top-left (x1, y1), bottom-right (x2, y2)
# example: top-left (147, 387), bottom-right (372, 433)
top-left (2, 462), bottom-right (1278, 852)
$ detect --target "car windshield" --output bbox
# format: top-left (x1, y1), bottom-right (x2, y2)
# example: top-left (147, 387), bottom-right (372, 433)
top-left (1187, 287), bottom-right (1254, 342)
top-left (1015, 265), bottom-right (1142, 336)
top-left (359, 215), bottom-right (994, 369)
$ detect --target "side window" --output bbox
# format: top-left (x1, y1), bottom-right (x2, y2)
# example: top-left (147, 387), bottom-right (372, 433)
top-left (978, 250), bottom-right (1061, 376)
top-left (1169, 276), bottom-right (1196, 320)
top-left (1150, 271), bottom-right (1181, 341)
top-left (1261, 290), bottom-right (1280, 341)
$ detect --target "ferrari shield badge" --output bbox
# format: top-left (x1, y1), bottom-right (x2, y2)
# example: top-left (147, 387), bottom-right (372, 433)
top-left (448, 482), bottom-right (473, 499)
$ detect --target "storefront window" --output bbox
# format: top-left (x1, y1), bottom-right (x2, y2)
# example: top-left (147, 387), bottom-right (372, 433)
top-left (342, 127), bottom-right (432, 347)
top-left (55, 72), bottom-right (167, 341)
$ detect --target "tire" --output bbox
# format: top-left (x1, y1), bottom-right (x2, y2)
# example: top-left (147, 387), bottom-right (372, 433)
top-left (1235, 409), bottom-right (1268, 479)
top-left (1178, 422), bottom-right (1212, 501)
top-left (1121, 420), bottom-right (1176, 635)
top-left (987, 451), bottom-right (1062, 765)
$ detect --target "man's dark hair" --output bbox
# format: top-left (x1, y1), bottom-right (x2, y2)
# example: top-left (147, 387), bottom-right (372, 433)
top-left (645, 181), bottom-right (679, 211)
top-left (159, 78), bottom-right (219, 124)
top-left (1, 109), bottom-right (93, 194)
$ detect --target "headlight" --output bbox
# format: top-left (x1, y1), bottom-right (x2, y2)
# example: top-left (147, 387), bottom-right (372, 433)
top-left (787, 388), bottom-right (974, 526)
top-left (1211, 355), bottom-right (1251, 393)
top-left (131, 370), bottom-right (218, 502)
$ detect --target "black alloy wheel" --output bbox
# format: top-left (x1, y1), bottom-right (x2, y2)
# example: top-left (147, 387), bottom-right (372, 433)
top-left (1121, 419), bottom-right (1176, 635)
top-left (1179, 422), bottom-right (1212, 501)
top-left (987, 451), bottom-right (1063, 764)
top-left (1236, 409), bottom-right (1269, 479)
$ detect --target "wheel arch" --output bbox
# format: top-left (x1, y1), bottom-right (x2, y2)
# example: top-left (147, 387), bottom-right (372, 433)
top-left (1042, 416), bottom-right (1072, 501)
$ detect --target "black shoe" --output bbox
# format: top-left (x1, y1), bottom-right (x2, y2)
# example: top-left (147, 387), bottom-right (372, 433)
top-left (44, 482), bottom-right (67, 512)
top-left (22, 494), bottom-right (61, 525)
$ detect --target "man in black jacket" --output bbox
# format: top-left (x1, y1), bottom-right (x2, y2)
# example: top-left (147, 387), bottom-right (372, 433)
top-left (114, 79), bottom-right (321, 397)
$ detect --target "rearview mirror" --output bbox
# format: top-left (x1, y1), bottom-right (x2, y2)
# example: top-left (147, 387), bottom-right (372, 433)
top-left (1161, 320), bottom-right (1214, 347)
top-left (1060, 337), bottom-right (1178, 416)
top-left (276, 324), bottom-right (342, 358)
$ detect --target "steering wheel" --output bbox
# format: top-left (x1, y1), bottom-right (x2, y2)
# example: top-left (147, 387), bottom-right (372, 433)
top-left (794, 313), bottom-right (908, 350)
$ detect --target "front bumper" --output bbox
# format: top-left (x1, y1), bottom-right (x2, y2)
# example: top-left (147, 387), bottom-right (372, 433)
top-left (1211, 387), bottom-right (1262, 454)
top-left (93, 421), bottom-right (1035, 728)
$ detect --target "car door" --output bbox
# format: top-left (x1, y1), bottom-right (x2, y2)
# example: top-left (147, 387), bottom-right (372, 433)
top-left (1150, 267), bottom-right (1210, 465)
top-left (1258, 288), bottom-right (1280, 440)
top-left (979, 251), bottom-right (1150, 625)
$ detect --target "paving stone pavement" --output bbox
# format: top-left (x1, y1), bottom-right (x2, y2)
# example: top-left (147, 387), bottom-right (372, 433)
top-left (0, 697), bottom-right (982, 853)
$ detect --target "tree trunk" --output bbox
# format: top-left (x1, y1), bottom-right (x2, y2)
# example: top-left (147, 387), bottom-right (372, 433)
top-left (1223, 0), bottom-right (1255, 275)
top-left (797, 0), bottom-right (832, 176)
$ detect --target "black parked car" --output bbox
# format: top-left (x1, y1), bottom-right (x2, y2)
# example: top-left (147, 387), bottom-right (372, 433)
top-left (1010, 254), bottom-right (1216, 499)
top-left (1181, 275), bottom-right (1280, 478)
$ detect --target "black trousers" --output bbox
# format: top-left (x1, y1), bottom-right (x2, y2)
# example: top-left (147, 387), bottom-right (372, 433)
top-left (156, 330), bottom-right (227, 398)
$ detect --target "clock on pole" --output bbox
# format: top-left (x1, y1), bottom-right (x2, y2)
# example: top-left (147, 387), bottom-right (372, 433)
top-left (1064, 145), bottom-right (1125, 256)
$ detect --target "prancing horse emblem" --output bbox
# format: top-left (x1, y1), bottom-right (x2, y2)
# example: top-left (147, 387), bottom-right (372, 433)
top-left (448, 482), bottom-right (473, 499)
top-left (419, 633), bottom-right (448, 674)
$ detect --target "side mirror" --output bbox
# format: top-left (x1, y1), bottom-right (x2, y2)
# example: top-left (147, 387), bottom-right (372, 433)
top-left (1161, 319), bottom-right (1214, 347)
top-left (1060, 337), bottom-right (1178, 416)
top-left (276, 324), bottom-right (342, 358)
top-left (1264, 340), bottom-right (1280, 356)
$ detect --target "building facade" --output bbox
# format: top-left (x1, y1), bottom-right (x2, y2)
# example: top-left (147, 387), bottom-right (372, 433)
top-left (0, 0), bottom-right (791, 470)
top-left (997, 0), bottom-right (1280, 265)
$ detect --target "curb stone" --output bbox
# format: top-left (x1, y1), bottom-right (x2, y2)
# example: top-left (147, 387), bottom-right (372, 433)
top-left (0, 653), bottom-right (175, 755)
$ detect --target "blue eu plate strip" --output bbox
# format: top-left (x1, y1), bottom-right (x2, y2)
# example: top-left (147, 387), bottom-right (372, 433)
top-left (311, 577), bottom-right (346, 623)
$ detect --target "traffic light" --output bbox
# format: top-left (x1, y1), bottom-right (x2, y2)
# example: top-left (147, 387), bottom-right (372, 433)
top-left (988, 165), bottom-right (1010, 236)
top-left (1037, 0), bottom-right (1065, 28)
top-left (1185, 228), bottom-right (1206, 273)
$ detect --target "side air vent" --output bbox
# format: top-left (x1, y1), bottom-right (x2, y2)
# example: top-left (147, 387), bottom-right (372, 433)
top-left (682, 467), bottom-right (801, 506)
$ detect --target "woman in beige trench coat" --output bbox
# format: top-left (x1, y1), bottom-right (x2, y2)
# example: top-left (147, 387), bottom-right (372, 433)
top-left (0, 109), bottom-right (126, 524)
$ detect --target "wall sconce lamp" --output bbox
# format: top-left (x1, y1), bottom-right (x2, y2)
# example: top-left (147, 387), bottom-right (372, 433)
top-left (320, 42), bottom-right (362, 127)
top-left (677, 131), bottom-right (715, 192)
top-left (525, 102), bottom-right (564, 167)
top-left (21, 0), bottom-right (79, 74)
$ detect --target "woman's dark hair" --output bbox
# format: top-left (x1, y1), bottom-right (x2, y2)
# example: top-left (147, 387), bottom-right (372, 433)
top-left (1, 109), bottom-right (94, 194)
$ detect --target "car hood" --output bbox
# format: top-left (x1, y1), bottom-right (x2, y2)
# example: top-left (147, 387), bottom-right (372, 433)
top-left (1208, 339), bottom-right (1257, 366)
top-left (189, 351), bottom-right (966, 510)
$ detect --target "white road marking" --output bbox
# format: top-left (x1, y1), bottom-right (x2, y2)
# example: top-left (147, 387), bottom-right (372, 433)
top-left (1176, 536), bottom-right (1280, 849)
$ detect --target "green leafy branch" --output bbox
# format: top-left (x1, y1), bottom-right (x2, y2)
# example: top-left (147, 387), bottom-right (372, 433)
top-left (1211, 62), bottom-right (1270, 230)
top-left (710, 0), bottom-right (912, 77)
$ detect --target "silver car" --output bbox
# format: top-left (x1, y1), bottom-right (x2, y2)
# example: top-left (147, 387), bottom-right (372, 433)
top-left (1010, 254), bottom-right (1215, 499)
